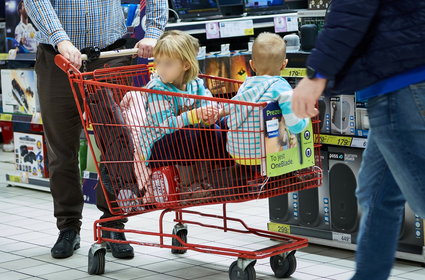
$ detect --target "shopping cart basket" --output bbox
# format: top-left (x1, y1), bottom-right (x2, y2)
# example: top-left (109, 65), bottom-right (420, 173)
top-left (55, 49), bottom-right (322, 280)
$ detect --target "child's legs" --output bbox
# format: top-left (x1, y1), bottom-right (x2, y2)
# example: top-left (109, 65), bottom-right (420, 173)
top-left (148, 126), bottom-right (202, 168)
top-left (199, 118), bottom-right (230, 165)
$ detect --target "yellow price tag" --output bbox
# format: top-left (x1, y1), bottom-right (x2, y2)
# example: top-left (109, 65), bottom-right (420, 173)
top-left (0, 114), bottom-right (13, 121)
top-left (268, 222), bottom-right (291, 234)
top-left (320, 134), bottom-right (353, 147)
top-left (0, 53), bottom-right (8, 60)
top-left (244, 28), bottom-right (254, 36)
top-left (281, 68), bottom-right (307, 78)
top-left (8, 175), bottom-right (22, 183)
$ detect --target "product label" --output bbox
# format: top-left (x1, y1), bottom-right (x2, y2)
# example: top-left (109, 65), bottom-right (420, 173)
top-left (268, 222), bottom-right (291, 234)
top-left (332, 232), bottom-right (352, 244)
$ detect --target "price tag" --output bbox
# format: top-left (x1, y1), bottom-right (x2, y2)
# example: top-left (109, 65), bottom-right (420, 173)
top-left (0, 114), bottom-right (13, 121)
top-left (320, 135), bottom-right (353, 147)
top-left (206, 22), bottom-right (220, 39)
top-left (286, 16), bottom-right (298, 32)
top-left (268, 222), bottom-right (291, 234)
top-left (219, 20), bottom-right (254, 38)
top-left (280, 68), bottom-right (307, 78)
top-left (332, 232), bottom-right (352, 244)
top-left (351, 137), bottom-right (368, 148)
top-left (8, 175), bottom-right (22, 183)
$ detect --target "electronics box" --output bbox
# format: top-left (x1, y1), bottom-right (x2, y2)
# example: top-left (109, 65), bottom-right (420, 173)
top-left (355, 101), bottom-right (369, 137)
top-left (330, 94), bottom-right (355, 135)
top-left (14, 132), bottom-right (48, 178)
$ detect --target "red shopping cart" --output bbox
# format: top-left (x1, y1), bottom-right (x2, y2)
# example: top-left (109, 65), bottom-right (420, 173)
top-left (55, 49), bottom-right (322, 280)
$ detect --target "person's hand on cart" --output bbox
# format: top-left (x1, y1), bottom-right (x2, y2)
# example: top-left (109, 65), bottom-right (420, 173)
top-left (134, 38), bottom-right (158, 58)
top-left (57, 40), bottom-right (82, 69)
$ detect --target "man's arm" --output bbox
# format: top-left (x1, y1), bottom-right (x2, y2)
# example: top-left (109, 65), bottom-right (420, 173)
top-left (135, 0), bottom-right (168, 58)
top-left (145, 0), bottom-right (168, 39)
top-left (292, 0), bottom-right (380, 118)
top-left (23, 0), bottom-right (69, 47)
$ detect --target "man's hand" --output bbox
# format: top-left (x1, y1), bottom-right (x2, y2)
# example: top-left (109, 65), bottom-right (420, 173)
top-left (135, 38), bottom-right (157, 58)
top-left (292, 77), bottom-right (327, 118)
top-left (57, 40), bottom-right (82, 69)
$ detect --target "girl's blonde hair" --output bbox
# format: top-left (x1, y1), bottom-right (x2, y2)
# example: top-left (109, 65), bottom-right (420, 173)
top-left (153, 30), bottom-right (200, 85)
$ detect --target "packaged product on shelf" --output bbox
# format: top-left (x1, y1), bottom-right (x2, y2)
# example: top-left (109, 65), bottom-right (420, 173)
top-left (330, 94), bottom-right (355, 135)
top-left (355, 101), bottom-right (369, 137)
top-left (1, 69), bottom-right (39, 114)
top-left (197, 46), bottom-right (206, 74)
top-left (318, 95), bottom-right (331, 134)
top-left (308, 0), bottom-right (331, 10)
top-left (230, 51), bottom-right (253, 81)
top-left (14, 132), bottom-right (48, 178)
top-left (5, 0), bottom-right (38, 53)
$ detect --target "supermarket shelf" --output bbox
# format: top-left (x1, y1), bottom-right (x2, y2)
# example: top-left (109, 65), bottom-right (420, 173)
top-left (268, 222), bottom-right (425, 264)
top-left (0, 113), bottom-right (43, 125)
top-left (315, 134), bottom-right (368, 149)
top-left (6, 173), bottom-right (50, 192)
top-left (167, 12), bottom-right (298, 35)
top-left (0, 53), bottom-right (36, 62)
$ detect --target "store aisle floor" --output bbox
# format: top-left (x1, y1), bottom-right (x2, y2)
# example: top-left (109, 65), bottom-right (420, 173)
top-left (0, 154), bottom-right (424, 280)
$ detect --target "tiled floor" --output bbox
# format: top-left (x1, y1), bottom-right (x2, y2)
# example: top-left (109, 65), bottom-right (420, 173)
top-left (1, 151), bottom-right (425, 280)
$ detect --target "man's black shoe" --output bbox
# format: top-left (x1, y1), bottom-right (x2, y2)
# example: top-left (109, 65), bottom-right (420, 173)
top-left (51, 229), bottom-right (80, 259)
top-left (103, 230), bottom-right (134, 259)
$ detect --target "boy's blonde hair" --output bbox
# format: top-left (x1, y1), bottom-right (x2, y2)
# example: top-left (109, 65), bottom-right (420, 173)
top-left (252, 32), bottom-right (286, 74)
top-left (153, 30), bottom-right (200, 85)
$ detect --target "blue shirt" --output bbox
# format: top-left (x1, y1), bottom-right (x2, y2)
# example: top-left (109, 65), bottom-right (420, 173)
top-left (357, 65), bottom-right (425, 101)
top-left (24, 0), bottom-right (168, 50)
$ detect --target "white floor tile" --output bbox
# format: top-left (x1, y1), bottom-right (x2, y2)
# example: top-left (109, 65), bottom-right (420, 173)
top-left (0, 271), bottom-right (32, 280)
top-left (1, 173), bottom-right (425, 280)
top-left (397, 269), bottom-right (425, 280)
top-left (300, 263), bottom-right (353, 278)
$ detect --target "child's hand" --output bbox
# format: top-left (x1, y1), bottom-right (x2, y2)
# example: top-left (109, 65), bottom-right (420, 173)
top-left (194, 105), bottom-right (221, 124)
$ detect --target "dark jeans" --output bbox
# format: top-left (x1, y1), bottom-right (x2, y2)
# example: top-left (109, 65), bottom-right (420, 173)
top-left (148, 118), bottom-right (229, 168)
top-left (36, 44), bottom-right (132, 232)
top-left (352, 82), bottom-right (425, 280)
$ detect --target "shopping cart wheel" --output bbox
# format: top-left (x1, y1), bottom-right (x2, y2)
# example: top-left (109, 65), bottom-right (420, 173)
top-left (88, 244), bottom-right (106, 275)
top-left (171, 225), bottom-right (188, 254)
top-left (270, 251), bottom-right (297, 278)
top-left (229, 260), bottom-right (256, 280)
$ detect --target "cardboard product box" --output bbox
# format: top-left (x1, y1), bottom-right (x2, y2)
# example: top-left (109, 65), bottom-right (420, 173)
top-left (14, 132), bottom-right (48, 178)
top-left (0, 21), bottom-right (6, 53)
top-left (85, 133), bottom-right (102, 173)
top-left (82, 171), bottom-right (98, 205)
top-left (1, 69), bottom-right (39, 114)
top-left (5, 0), bottom-right (38, 53)
top-left (230, 52), bottom-right (253, 81)
top-left (330, 94), bottom-right (355, 135)
top-left (355, 101), bottom-right (369, 137)
top-left (297, 149), bottom-right (331, 230)
top-left (328, 146), bottom-right (363, 234)
top-left (397, 204), bottom-right (425, 255)
top-left (308, 0), bottom-right (331, 10)
top-left (197, 46), bottom-right (206, 75)
top-left (318, 95), bottom-right (331, 134)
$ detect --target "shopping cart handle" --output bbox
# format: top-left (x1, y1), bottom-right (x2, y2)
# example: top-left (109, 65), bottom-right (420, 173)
top-left (54, 54), bottom-right (80, 74)
top-left (80, 48), bottom-right (139, 61)
top-left (54, 48), bottom-right (143, 73)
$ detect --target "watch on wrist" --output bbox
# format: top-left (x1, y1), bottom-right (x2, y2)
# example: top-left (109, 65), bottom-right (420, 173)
top-left (306, 66), bottom-right (317, 79)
